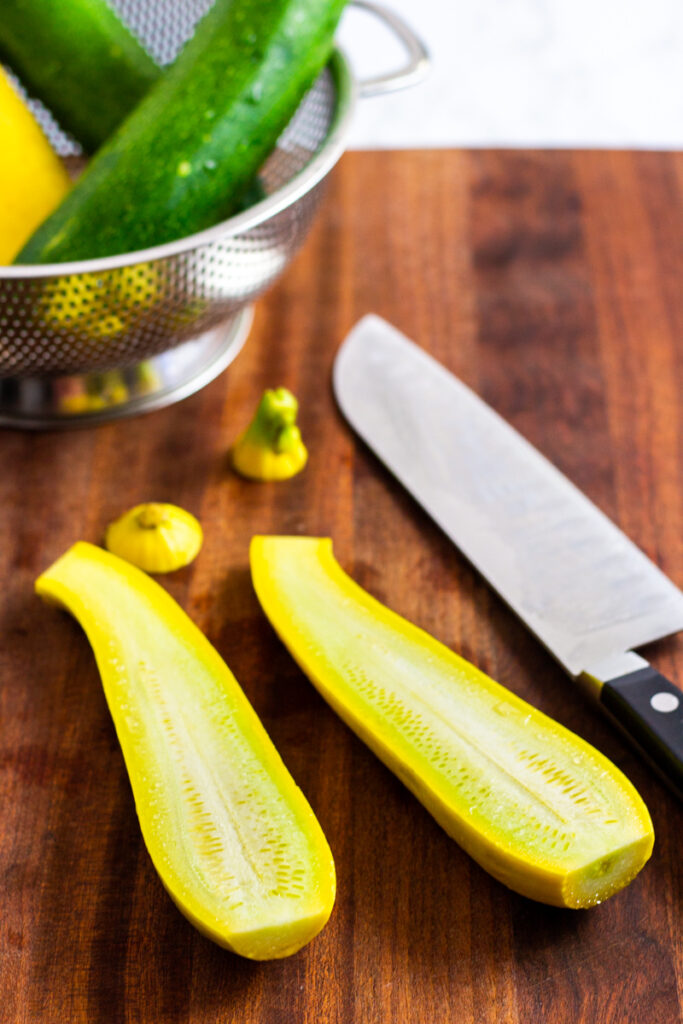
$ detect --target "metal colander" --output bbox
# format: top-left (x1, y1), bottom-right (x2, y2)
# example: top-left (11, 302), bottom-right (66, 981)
top-left (0, 0), bottom-right (428, 427)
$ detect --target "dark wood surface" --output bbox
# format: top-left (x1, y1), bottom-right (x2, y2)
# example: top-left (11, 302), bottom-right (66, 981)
top-left (2, 150), bottom-right (682, 1023)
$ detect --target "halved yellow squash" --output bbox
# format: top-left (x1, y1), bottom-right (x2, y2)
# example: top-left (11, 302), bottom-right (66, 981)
top-left (250, 536), bottom-right (654, 909)
top-left (36, 542), bottom-right (335, 959)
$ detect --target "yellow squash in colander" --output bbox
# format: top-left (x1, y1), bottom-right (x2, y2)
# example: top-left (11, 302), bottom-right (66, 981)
top-left (250, 536), bottom-right (654, 909)
top-left (0, 68), bottom-right (70, 264)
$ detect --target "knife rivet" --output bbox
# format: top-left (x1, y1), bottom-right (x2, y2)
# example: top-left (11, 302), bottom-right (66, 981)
top-left (650, 692), bottom-right (680, 714)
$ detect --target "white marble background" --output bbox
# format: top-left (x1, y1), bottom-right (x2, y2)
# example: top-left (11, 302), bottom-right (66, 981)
top-left (338, 0), bottom-right (683, 148)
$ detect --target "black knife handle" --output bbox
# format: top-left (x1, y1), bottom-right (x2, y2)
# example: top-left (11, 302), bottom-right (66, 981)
top-left (601, 666), bottom-right (683, 798)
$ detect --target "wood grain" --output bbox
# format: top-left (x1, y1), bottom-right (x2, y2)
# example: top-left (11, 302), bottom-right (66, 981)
top-left (1, 150), bottom-right (681, 1023)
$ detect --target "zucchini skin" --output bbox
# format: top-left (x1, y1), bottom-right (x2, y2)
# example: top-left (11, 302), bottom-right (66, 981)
top-left (17, 0), bottom-right (347, 264)
top-left (0, 0), bottom-right (159, 154)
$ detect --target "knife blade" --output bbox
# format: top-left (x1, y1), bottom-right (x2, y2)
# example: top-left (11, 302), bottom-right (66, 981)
top-left (333, 314), bottom-right (683, 796)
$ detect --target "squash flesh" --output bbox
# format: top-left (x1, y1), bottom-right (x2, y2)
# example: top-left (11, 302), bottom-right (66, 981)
top-left (250, 536), bottom-right (654, 908)
top-left (36, 542), bottom-right (335, 959)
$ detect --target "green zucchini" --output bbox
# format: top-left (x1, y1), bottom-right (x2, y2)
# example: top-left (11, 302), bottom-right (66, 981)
top-left (251, 536), bottom-right (654, 909)
top-left (0, 0), bottom-right (159, 154)
top-left (17, 0), bottom-right (347, 264)
top-left (36, 542), bottom-right (336, 959)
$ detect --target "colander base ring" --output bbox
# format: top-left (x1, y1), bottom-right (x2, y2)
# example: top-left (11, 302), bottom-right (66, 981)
top-left (0, 306), bottom-right (253, 430)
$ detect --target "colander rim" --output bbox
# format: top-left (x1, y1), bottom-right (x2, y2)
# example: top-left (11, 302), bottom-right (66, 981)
top-left (1, 48), bottom-right (355, 280)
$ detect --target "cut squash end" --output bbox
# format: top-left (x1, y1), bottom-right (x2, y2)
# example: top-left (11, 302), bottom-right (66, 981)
top-left (185, 897), bottom-right (335, 960)
top-left (561, 829), bottom-right (655, 909)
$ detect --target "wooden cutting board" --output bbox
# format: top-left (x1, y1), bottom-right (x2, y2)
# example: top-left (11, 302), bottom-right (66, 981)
top-left (1, 150), bottom-right (681, 1024)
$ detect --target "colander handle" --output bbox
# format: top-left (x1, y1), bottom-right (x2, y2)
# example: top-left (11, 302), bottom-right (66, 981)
top-left (350, 0), bottom-right (431, 97)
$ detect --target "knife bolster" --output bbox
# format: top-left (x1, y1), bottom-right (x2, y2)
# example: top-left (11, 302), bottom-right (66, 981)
top-left (592, 661), bottom-right (683, 799)
top-left (580, 651), bottom-right (649, 699)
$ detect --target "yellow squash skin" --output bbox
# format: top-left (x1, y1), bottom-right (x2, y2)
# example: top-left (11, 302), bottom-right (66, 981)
top-left (0, 68), bottom-right (70, 264)
top-left (38, 261), bottom-right (160, 342)
top-left (250, 536), bottom-right (654, 909)
top-left (36, 542), bottom-right (335, 959)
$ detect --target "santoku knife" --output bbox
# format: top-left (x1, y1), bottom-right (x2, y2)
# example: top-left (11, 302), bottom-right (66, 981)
top-left (333, 315), bottom-right (683, 797)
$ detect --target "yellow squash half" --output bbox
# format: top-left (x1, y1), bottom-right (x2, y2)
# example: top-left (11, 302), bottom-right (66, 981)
top-left (36, 542), bottom-right (335, 959)
top-left (250, 536), bottom-right (654, 909)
